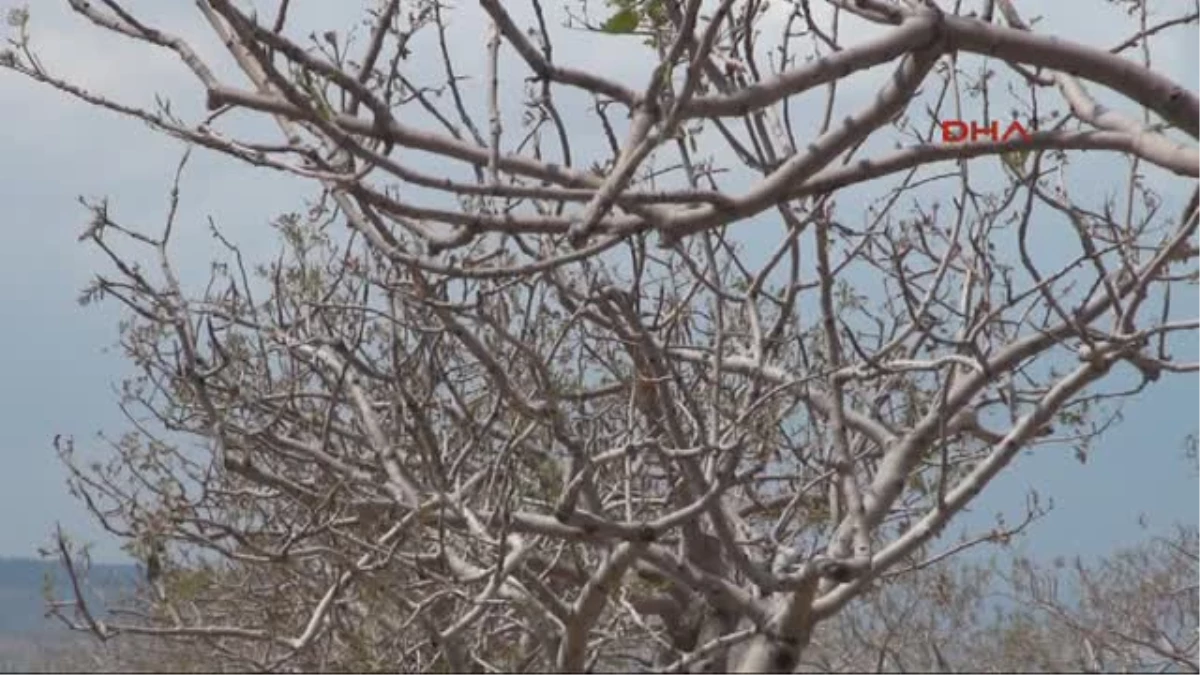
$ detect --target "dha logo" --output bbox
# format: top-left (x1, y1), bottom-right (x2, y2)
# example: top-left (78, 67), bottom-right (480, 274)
top-left (940, 120), bottom-right (1032, 143)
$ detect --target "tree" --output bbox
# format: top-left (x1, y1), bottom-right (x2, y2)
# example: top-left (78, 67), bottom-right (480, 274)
top-left (990, 525), bottom-right (1198, 673)
top-left (798, 524), bottom-right (1199, 673)
top-left (3, 0), bottom-right (1196, 671)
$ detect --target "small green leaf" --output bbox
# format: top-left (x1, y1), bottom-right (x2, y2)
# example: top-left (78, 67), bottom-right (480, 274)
top-left (645, 0), bottom-right (667, 25)
top-left (602, 7), bottom-right (640, 34)
top-left (909, 473), bottom-right (927, 494)
top-left (1001, 148), bottom-right (1030, 174)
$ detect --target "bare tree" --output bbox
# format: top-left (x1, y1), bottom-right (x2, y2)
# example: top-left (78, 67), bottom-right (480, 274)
top-left (3, 0), bottom-right (1196, 671)
top-left (798, 546), bottom-right (1008, 673)
top-left (795, 524), bottom-right (1199, 673)
top-left (996, 525), bottom-right (1199, 673)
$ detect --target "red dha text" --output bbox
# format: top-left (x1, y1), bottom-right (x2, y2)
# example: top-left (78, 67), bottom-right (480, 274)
top-left (940, 120), bottom-right (1032, 143)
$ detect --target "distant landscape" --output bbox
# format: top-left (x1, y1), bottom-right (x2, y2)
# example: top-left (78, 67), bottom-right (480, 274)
top-left (0, 558), bottom-right (136, 670)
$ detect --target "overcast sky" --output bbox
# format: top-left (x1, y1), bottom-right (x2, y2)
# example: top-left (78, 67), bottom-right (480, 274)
top-left (0, 1), bottom-right (1196, 564)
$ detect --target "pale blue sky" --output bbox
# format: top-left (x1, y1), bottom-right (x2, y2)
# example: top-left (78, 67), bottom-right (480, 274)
top-left (0, 1), bottom-right (1195, 564)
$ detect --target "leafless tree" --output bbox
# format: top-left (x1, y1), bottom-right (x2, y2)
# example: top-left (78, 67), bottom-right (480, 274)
top-left (3, 0), bottom-right (1196, 671)
top-left (995, 525), bottom-right (1199, 673)
top-left (798, 545), bottom-right (1008, 673)
top-left (796, 524), bottom-right (1198, 673)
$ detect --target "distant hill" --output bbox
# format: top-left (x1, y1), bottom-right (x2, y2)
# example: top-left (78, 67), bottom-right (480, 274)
top-left (0, 557), bottom-right (137, 636)
top-left (0, 557), bottom-right (137, 670)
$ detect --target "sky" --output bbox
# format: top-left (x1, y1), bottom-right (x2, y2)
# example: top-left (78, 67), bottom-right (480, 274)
top-left (0, 1), bottom-right (1196, 565)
